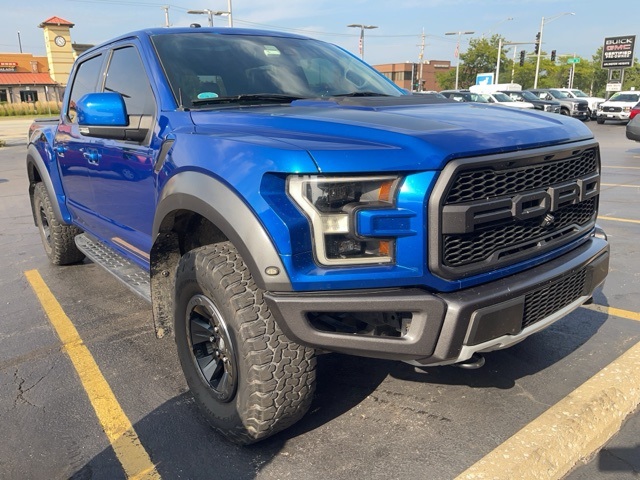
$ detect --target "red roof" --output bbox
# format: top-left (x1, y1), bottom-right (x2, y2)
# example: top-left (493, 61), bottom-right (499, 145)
top-left (39, 16), bottom-right (75, 27)
top-left (0, 73), bottom-right (57, 86)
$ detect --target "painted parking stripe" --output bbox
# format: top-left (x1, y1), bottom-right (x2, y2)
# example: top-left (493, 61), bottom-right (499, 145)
top-left (25, 270), bottom-right (161, 480)
top-left (602, 165), bottom-right (640, 169)
top-left (598, 215), bottom-right (640, 225)
top-left (601, 183), bottom-right (640, 188)
top-left (456, 310), bottom-right (640, 480)
top-left (584, 304), bottom-right (640, 322)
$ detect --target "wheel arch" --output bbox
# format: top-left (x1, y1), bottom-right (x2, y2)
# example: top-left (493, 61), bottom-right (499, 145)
top-left (149, 171), bottom-right (292, 338)
top-left (26, 143), bottom-right (71, 226)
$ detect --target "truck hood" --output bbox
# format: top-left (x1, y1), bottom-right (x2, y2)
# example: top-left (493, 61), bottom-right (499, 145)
top-left (189, 97), bottom-right (593, 173)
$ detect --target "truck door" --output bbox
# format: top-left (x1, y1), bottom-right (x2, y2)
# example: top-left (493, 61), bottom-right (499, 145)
top-left (55, 53), bottom-right (105, 229)
top-left (81, 45), bottom-right (157, 266)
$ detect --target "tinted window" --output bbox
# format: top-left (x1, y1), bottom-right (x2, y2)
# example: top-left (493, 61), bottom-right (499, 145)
top-left (104, 46), bottom-right (155, 117)
top-left (151, 32), bottom-right (402, 108)
top-left (67, 54), bottom-right (103, 122)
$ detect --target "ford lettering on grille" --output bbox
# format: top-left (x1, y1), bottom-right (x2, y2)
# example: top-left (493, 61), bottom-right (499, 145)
top-left (441, 172), bottom-right (599, 235)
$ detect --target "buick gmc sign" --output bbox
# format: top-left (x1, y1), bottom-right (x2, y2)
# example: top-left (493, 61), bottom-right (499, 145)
top-left (601, 35), bottom-right (636, 68)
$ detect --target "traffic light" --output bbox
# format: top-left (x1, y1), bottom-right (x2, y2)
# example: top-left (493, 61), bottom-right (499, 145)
top-left (551, 50), bottom-right (556, 62)
top-left (519, 50), bottom-right (525, 66)
top-left (534, 32), bottom-right (540, 54)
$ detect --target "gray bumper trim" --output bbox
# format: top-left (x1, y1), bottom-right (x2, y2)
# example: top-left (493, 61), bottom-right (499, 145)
top-left (265, 236), bottom-right (609, 363)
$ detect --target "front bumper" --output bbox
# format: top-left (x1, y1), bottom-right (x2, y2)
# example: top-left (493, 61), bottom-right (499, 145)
top-left (265, 232), bottom-right (609, 365)
top-left (598, 112), bottom-right (630, 121)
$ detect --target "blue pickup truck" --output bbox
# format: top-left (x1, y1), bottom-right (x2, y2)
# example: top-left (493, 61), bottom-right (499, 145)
top-left (27, 27), bottom-right (609, 444)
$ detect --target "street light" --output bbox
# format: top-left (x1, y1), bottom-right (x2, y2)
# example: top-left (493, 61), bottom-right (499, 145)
top-left (347, 24), bottom-right (378, 60)
top-left (445, 30), bottom-right (475, 90)
top-left (533, 12), bottom-right (575, 88)
top-left (187, 8), bottom-right (231, 27)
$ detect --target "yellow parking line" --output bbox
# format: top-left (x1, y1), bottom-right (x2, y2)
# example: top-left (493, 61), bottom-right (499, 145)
top-left (584, 304), bottom-right (640, 322)
top-left (601, 183), bottom-right (640, 188)
top-left (24, 270), bottom-right (161, 480)
top-left (456, 309), bottom-right (640, 480)
top-left (598, 215), bottom-right (640, 225)
top-left (602, 165), bottom-right (640, 169)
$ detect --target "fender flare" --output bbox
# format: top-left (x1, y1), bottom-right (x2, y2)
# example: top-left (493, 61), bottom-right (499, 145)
top-left (153, 171), bottom-right (292, 292)
top-left (26, 143), bottom-right (72, 225)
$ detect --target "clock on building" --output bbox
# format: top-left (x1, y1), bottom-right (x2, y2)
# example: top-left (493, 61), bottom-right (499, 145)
top-left (54, 35), bottom-right (66, 47)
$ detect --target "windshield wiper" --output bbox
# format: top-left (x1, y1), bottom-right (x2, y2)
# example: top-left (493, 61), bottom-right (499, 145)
top-left (332, 92), bottom-right (393, 97)
top-left (191, 94), bottom-right (304, 106)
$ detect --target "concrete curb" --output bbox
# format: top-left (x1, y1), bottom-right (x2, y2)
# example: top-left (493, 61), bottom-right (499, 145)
top-left (456, 334), bottom-right (640, 479)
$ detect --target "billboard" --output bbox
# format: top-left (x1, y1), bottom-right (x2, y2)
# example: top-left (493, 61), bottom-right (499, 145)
top-left (601, 35), bottom-right (636, 68)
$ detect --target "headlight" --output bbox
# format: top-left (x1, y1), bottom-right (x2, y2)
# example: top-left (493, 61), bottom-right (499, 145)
top-left (288, 175), bottom-right (401, 266)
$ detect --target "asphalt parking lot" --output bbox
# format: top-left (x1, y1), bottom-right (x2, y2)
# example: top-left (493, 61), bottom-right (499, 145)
top-left (0, 117), bottom-right (639, 479)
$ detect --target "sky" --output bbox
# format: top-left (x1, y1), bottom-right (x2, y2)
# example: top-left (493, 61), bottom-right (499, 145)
top-left (0, 0), bottom-right (636, 67)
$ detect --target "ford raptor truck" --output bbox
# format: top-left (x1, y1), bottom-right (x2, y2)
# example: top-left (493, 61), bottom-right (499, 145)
top-left (27, 27), bottom-right (609, 444)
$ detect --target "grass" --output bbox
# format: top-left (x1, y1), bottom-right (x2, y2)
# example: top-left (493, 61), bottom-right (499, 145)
top-left (0, 101), bottom-right (61, 117)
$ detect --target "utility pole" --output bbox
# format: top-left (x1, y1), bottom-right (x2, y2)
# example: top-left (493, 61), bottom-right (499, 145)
top-left (162, 6), bottom-right (170, 27)
top-left (417, 29), bottom-right (426, 92)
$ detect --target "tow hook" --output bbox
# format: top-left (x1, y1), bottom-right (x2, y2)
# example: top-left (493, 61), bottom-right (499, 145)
top-left (453, 353), bottom-right (485, 370)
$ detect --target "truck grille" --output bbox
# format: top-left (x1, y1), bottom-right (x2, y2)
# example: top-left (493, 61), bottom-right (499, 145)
top-left (523, 268), bottom-right (587, 329)
top-left (428, 143), bottom-right (600, 279)
top-left (602, 106), bottom-right (622, 113)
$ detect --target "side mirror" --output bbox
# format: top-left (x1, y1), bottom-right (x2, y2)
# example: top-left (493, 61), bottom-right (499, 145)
top-left (77, 92), bottom-right (128, 126)
top-left (75, 92), bottom-right (148, 143)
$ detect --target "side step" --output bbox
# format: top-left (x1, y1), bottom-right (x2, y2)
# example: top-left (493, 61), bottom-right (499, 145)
top-left (75, 234), bottom-right (151, 303)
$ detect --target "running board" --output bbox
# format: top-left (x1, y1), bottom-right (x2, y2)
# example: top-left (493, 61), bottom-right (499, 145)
top-left (75, 234), bottom-right (151, 303)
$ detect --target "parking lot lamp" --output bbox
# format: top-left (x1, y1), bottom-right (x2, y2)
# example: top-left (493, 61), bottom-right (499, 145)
top-left (347, 24), bottom-right (378, 60)
top-left (445, 30), bottom-right (475, 90)
top-left (533, 12), bottom-right (575, 88)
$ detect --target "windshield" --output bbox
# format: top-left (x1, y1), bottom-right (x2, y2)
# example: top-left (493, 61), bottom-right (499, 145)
top-left (518, 90), bottom-right (539, 101)
top-left (549, 90), bottom-right (570, 99)
top-left (608, 92), bottom-right (640, 103)
top-left (492, 92), bottom-right (513, 102)
top-left (151, 32), bottom-right (402, 108)
top-left (570, 89), bottom-right (588, 98)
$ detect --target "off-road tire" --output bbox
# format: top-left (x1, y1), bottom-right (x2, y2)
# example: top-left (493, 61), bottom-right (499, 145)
top-left (174, 242), bottom-right (316, 445)
top-left (33, 183), bottom-right (85, 265)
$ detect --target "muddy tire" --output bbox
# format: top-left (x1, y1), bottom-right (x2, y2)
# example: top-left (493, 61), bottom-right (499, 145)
top-left (174, 242), bottom-right (316, 444)
top-left (33, 183), bottom-right (85, 265)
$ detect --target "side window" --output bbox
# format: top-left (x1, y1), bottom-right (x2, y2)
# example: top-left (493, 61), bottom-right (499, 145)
top-left (104, 46), bottom-right (155, 122)
top-left (67, 54), bottom-right (103, 122)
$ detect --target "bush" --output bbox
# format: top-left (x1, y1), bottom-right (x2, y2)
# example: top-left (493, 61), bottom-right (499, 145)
top-left (0, 101), bottom-right (61, 117)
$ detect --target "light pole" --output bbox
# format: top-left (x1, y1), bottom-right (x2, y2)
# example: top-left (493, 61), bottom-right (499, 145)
top-left (347, 24), bottom-right (378, 60)
top-left (445, 30), bottom-right (474, 90)
top-left (533, 12), bottom-right (574, 88)
top-left (187, 8), bottom-right (231, 27)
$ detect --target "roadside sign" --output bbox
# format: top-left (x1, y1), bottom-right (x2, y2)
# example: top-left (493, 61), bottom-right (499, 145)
top-left (606, 83), bottom-right (622, 92)
top-left (567, 57), bottom-right (580, 64)
top-left (601, 35), bottom-right (636, 68)
top-left (476, 73), bottom-right (494, 85)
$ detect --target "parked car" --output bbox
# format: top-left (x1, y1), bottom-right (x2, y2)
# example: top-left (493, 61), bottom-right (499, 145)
top-left (630, 101), bottom-right (640, 120)
top-left (528, 89), bottom-right (589, 120)
top-left (474, 91), bottom-right (535, 109)
top-left (439, 90), bottom-right (490, 103)
top-left (597, 91), bottom-right (640, 124)
top-left (500, 90), bottom-right (561, 113)
top-left (553, 88), bottom-right (604, 119)
top-left (626, 113), bottom-right (640, 141)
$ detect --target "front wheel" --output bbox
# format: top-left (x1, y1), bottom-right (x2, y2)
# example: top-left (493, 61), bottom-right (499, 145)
top-left (174, 242), bottom-right (316, 444)
top-left (33, 183), bottom-right (85, 265)
top-left (597, 117), bottom-right (605, 124)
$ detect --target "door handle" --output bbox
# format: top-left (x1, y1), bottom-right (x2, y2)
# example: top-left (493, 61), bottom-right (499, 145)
top-left (82, 148), bottom-right (100, 165)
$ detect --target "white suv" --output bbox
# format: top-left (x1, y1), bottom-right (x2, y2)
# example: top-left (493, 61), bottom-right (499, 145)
top-left (597, 91), bottom-right (640, 124)
top-left (554, 88), bottom-right (604, 120)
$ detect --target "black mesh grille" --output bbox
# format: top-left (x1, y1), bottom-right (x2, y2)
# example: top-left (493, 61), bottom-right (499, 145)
top-left (523, 268), bottom-right (587, 329)
top-left (431, 145), bottom-right (600, 279)
top-left (446, 149), bottom-right (597, 204)
top-left (443, 198), bottom-right (596, 267)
